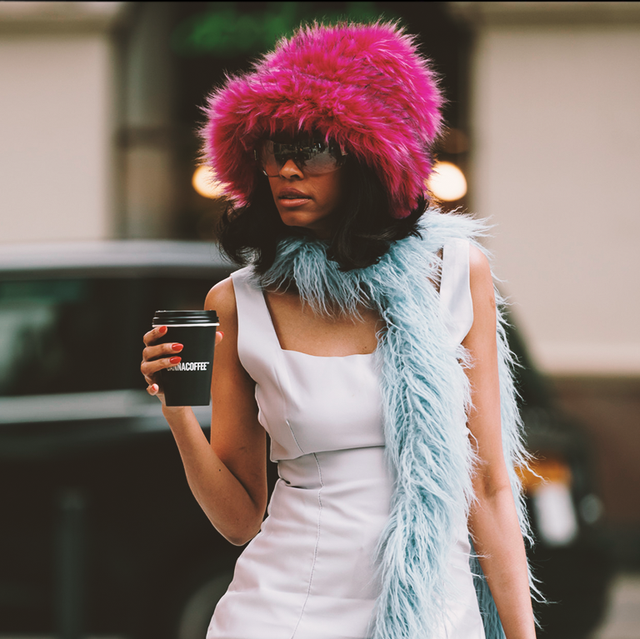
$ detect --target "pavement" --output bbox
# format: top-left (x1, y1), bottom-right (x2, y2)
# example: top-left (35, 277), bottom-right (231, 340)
top-left (591, 573), bottom-right (640, 639)
top-left (1, 573), bottom-right (639, 639)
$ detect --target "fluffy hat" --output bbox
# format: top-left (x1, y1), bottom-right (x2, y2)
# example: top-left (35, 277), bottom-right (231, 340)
top-left (202, 21), bottom-right (444, 219)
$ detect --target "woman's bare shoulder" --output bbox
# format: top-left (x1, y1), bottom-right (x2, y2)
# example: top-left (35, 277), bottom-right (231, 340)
top-left (468, 243), bottom-right (490, 271)
top-left (205, 277), bottom-right (240, 341)
top-left (205, 277), bottom-right (237, 317)
top-left (466, 245), bottom-right (496, 341)
top-left (468, 244), bottom-right (494, 303)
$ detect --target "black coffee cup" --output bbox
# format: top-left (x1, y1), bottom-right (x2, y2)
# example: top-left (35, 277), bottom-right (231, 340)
top-left (152, 310), bottom-right (219, 406)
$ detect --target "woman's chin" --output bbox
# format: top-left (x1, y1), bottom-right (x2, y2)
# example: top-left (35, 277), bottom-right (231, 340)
top-left (279, 211), bottom-right (315, 229)
top-left (279, 215), bottom-right (332, 239)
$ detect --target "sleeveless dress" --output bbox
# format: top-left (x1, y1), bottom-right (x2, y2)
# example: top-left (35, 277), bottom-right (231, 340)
top-left (207, 239), bottom-right (486, 639)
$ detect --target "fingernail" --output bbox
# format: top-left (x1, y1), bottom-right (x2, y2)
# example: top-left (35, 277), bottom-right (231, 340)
top-left (171, 343), bottom-right (183, 351)
top-left (159, 326), bottom-right (167, 334)
top-left (170, 356), bottom-right (181, 364)
top-left (218, 331), bottom-right (224, 337)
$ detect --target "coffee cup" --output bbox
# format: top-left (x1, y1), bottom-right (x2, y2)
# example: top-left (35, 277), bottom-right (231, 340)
top-left (152, 310), bottom-right (219, 406)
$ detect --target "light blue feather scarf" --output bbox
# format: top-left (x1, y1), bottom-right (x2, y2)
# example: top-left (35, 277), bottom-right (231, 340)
top-left (257, 209), bottom-right (534, 639)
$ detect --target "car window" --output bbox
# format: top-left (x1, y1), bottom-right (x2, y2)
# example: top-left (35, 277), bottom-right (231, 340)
top-left (0, 276), bottom-right (214, 397)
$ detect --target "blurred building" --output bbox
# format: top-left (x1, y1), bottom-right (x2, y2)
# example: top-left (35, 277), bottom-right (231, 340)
top-left (0, 1), bottom-right (183, 243)
top-left (0, 2), bottom-right (126, 243)
top-left (453, 1), bottom-right (640, 558)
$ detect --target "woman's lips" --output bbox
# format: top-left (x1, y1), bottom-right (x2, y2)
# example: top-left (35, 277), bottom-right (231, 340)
top-left (278, 189), bottom-right (311, 207)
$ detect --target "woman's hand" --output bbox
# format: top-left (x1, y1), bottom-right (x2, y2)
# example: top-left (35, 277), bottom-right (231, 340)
top-left (140, 326), bottom-right (223, 405)
top-left (142, 277), bottom-right (266, 545)
top-left (140, 325), bottom-right (182, 405)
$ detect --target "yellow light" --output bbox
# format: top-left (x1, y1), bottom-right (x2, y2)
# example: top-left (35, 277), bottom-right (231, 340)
top-left (517, 456), bottom-right (572, 494)
top-left (428, 161), bottom-right (467, 202)
top-left (192, 165), bottom-right (227, 199)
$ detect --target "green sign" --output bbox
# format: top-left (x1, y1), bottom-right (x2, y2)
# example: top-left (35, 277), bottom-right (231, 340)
top-left (171, 2), bottom-right (395, 58)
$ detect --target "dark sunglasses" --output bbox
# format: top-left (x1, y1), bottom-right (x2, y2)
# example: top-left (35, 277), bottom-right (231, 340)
top-left (255, 139), bottom-right (348, 177)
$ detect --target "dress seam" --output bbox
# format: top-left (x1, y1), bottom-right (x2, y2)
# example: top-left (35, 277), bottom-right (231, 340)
top-left (258, 285), bottom-right (306, 456)
top-left (290, 452), bottom-right (324, 639)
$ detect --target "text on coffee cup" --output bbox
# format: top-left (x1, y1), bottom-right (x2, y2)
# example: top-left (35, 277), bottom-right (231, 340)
top-left (167, 361), bottom-right (210, 372)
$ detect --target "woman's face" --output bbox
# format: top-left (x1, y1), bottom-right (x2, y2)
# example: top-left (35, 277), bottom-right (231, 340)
top-left (264, 142), bottom-right (345, 239)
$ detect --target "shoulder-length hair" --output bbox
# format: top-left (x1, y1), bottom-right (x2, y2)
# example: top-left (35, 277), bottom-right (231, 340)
top-left (216, 156), bottom-right (427, 274)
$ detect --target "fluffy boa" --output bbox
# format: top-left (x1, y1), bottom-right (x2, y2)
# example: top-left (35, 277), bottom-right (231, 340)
top-left (257, 209), bottom-right (534, 639)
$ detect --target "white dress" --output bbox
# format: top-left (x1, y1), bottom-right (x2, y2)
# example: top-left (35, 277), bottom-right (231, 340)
top-left (207, 239), bottom-right (486, 639)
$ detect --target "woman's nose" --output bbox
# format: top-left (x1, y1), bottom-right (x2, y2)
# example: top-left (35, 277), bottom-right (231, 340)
top-left (279, 158), bottom-right (304, 179)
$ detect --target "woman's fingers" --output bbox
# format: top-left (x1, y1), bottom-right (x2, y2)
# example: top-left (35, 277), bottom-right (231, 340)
top-left (143, 324), bottom-right (168, 346)
top-left (143, 327), bottom-right (221, 401)
top-left (143, 367), bottom-right (162, 396)
top-left (142, 326), bottom-right (177, 404)
top-left (143, 341), bottom-right (183, 363)
top-left (140, 355), bottom-right (182, 378)
top-left (146, 382), bottom-right (166, 407)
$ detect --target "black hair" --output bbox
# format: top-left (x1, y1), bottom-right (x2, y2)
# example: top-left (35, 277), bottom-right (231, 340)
top-left (216, 156), bottom-right (427, 274)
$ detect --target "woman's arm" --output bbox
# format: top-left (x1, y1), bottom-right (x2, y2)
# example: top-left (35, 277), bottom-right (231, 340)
top-left (463, 246), bottom-right (536, 639)
top-left (141, 277), bottom-right (267, 546)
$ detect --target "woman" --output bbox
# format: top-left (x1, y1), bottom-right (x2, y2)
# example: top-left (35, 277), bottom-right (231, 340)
top-left (141, 22), bottom-right (537, 639)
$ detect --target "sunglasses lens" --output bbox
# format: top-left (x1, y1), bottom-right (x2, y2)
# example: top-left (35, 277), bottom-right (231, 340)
top-left (300, 143), bottom-right (342, 174)
top-left (259, 140), bottom-right (344, 176)
top-left (259, 141), bottom-right (287, 176)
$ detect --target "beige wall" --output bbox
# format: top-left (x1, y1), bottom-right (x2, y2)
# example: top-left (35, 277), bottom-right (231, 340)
top-left (0, 2), bottom-right (125, 243)
top-left (455, 3), bottom-right (640, 376)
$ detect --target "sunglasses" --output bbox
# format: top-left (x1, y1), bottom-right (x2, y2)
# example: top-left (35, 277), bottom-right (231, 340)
top-left (255, 139), bottom-right (348, 177)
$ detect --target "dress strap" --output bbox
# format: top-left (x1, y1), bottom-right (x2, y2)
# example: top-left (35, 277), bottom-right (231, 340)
top-left (440, 238), bottom-right (474, 346)
top-left (230, 266), bottom-right (282, 375)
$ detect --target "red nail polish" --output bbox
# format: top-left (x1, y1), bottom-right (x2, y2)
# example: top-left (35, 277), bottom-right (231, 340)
top-left (171, 343), bottom-right (183, 351)
top-left (170, 356), bottom-right (181, 364)
top-left (159, 325), bottom-right (168, 334)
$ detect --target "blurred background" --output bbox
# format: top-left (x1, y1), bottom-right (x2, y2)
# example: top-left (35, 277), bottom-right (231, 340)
top-left (1, 2), bottom-right (639, 638)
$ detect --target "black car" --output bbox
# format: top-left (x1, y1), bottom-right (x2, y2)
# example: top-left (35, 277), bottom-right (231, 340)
top-left (504, 321), bottom-right (614, 638)
top-left (0, 240), bottom-right (612, 639)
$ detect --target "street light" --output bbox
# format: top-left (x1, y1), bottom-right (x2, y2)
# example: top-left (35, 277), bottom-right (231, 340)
top-left (192, 165), bottom-right (226, 199)
top-left (428, 161), bottom-right (467, 202)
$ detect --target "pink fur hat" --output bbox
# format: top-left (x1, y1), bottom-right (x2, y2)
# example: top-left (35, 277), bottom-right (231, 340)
top-left (201, 21), bottom-right (444, 219)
